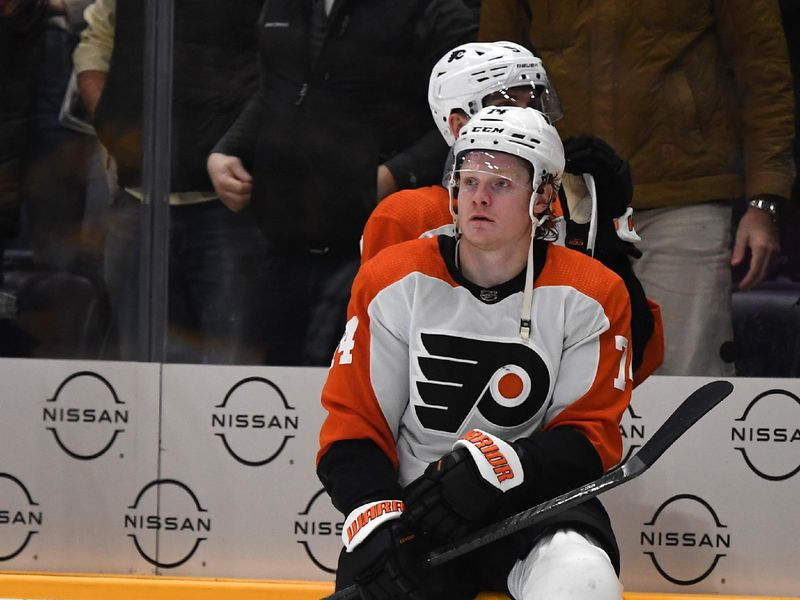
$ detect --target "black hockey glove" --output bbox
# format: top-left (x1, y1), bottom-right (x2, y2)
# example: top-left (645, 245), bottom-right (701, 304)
top-left (403, 429), bottom-right (526, 542)
top-left (336, 501), bottom-right (446, 600)
top-left (562, 135), bottom-right (641, 259)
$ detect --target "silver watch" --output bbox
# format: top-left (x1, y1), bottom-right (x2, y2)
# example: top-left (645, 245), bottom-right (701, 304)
top-left (748, 197), bottom-right (779, 222)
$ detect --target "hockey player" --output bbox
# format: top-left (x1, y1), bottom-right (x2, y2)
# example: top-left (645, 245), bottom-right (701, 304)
top-left (318, 106), bottom-right (627, 599)
top-left (361, 41), bottom-right (663, 386)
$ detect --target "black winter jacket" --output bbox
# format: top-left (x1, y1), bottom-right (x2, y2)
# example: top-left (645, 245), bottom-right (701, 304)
top-left (214, 0), bottom-right (477, 250)
top-left (0, 5), bottom-right (46, 241)
top-left (93, 0), bottom-right (261, 191)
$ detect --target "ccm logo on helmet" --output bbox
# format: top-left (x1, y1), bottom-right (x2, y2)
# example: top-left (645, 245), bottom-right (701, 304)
top-left (471, 126), bottom-right (505, 133)
top-left (462, 430), bottom-right (516, 482)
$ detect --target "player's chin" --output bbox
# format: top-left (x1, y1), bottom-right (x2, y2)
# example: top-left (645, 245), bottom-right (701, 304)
top-left (461, 233), bottom-right (504, 252)
top-left (462, 219), bottom-right (497, 237)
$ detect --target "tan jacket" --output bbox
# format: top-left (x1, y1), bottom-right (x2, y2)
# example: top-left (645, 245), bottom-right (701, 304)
top-left (480, 0), bottom-right (795, 209)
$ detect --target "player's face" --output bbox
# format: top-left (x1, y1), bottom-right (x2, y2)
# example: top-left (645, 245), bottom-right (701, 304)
top-left (456, 151), bottom-right (533, 251)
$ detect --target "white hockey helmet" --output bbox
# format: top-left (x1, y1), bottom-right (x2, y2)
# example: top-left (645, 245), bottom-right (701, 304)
top-left (452, 105), bottom-right (565, 196)
top-left (450, 106), bottom-right (565, 341)
top-left (428, 41), bottom-right (563, 146)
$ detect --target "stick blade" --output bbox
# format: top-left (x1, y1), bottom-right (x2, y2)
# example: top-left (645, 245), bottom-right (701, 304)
top-left (633, 379), bottom-right (733, 468)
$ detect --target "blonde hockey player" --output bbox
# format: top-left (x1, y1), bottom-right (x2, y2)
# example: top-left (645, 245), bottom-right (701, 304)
top-left (318, 106), bottom-right (628, 600)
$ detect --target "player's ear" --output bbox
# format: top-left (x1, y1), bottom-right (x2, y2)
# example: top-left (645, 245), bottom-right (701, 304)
top-left (448, 111), bottom-right (470, 140)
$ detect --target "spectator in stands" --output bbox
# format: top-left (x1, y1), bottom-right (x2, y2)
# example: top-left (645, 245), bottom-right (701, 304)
top-left (207, 0), bottom-right (477, 366)
top-left (74, 0), bottom-right (269, 364)
top-left (22, 0), bottom-right (99, 276)
top-left (776, 0), bottom-right (800, 281)
top-left (1, 0), bottom-right (42, 356)
top-left (0, 0), bottom-right (43, 267)
top-left (480, 0), bottom-right (796, 376)
top-left (1, 0), bottom-right (95, 357)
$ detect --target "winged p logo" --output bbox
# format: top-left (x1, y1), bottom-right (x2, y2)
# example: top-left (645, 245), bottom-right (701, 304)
top-left (413, 332), bottom-right (550, 433)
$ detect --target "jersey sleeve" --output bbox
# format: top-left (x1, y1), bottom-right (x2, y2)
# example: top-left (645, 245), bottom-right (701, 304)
top-left (317, 259), bottom-right (411, 470)
top-left (316, 260), bottom-right (410, 512)
top-left (542, 255), bottom-right (633, 472)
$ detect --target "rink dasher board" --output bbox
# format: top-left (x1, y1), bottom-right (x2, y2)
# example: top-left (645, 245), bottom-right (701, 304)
top-left (0, 360), bottom-right (797, 596)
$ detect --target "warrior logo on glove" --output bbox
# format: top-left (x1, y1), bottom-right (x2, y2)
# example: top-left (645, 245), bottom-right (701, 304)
top-left (413, 332), bottom-right (551, 433)
top-left (455, 429), bottom-right (525, 490)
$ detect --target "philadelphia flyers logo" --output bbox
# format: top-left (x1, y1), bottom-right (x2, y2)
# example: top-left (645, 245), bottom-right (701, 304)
top-left (413, 332), bottom-right (550, 433)
top-left (447, 49), bottom-right (467, 62)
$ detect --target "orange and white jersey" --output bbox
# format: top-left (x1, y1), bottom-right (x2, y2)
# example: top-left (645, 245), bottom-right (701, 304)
top-left (319, 235), bottom-right (632, 486)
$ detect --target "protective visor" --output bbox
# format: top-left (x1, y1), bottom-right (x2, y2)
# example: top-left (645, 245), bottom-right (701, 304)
top-left (449, 150), bottom-right (532, 200)
top-left (481, 82), bottom-right (564, 123)
top-left (448, 150), bottom-right (551, 221)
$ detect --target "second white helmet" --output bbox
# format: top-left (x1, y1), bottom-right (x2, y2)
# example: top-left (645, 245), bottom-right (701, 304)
top-left (428, 41), bottom-right (563, 146)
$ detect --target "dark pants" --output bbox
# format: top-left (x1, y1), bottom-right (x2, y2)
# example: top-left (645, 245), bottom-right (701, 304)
top-left (103, 191), bottom-right (269, 363)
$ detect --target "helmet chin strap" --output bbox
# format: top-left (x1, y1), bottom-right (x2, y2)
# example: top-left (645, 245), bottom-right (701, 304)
top-left (521, 192), bottom-right (549, 341)
top-left (449, 168), bottom-right (550, 341)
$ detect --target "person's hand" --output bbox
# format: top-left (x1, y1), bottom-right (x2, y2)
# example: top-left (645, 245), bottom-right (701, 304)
top-left (563, 135), bottom-right (633, 215)
top-left (562, 136), bottom-right (640, 259)
top-left (403, 429), bottom-right (525, 542)
top-left (336, 503), bottom-right (445, 600)
top-left (207, 152), bottom-right (252, 212)
top-left (731, 206), bottom-right (781, 290)
top-left (377, 164), bottom-right (398, 203)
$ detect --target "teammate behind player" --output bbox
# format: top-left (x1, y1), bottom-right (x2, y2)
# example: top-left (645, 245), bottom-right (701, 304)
top-left (361, 41), bottom-right (560, 261)
top-left (318, 106), bottom-right (628, 599)
top-left (361, 40), bottom-right (663, 386)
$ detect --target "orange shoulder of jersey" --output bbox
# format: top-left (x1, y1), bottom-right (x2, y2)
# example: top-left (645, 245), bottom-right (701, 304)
top-left (537, 243), bottom-right (627, 302)
top-left (543, 244), bottom-right (665, 388)
top-left (318, 237), bottom-right (454, 468)
top-left (361, 186), bottom-right (451, 264)
top-left (539, 244), bottom-right (633, 471)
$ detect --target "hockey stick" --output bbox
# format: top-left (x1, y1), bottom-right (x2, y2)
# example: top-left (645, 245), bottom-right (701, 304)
top-left (325, 379), bottom-right (733, 600)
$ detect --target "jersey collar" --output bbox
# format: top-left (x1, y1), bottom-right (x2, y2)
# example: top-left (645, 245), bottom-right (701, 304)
top-left (438, 235), bottom-right (549, 305)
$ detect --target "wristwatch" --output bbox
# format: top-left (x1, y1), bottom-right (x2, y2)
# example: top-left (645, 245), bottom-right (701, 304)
top-left (747, 196), bottom-right (780, 222)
